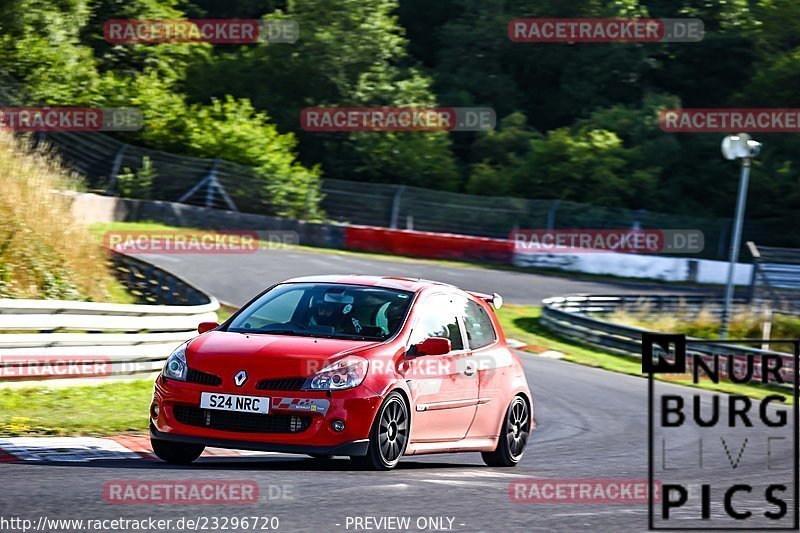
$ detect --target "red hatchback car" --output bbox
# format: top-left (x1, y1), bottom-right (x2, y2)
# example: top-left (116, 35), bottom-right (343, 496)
top-left (150, 275), bottom-right (533, 470)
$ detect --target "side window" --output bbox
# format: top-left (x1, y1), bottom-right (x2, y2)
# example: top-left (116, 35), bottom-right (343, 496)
top-left (409, 295), bottom-right (464, 351)
top-left (463, 299), bottom-right (497, 350)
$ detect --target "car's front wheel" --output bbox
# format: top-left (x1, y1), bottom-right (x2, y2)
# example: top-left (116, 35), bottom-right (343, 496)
top-left (151, 438), bottom-right (205, 465)
top-left (350, 391), bottom-right (409, 471)
top-left (482, 395), bottom-right (530, 467)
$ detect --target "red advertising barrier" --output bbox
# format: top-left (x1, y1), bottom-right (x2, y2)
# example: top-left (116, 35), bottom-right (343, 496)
top-left (344, 226), bottom-right (513, 264)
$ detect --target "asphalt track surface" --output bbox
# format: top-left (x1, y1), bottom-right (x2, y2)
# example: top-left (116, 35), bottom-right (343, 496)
top-left (1, 355), bottom-right (793, 532)
top-left (2, 248), bottom-right (787, 532)
top-left (142, 246), bottom-right (702, 306)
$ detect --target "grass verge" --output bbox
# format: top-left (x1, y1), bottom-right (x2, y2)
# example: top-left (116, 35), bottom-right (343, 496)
top-left (497, 305), bottom-right (792, 401)
top-left (0, 380), bottom-right (153, 436)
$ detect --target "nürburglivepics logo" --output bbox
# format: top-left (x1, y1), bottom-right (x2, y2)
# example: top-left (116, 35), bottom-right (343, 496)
top-left (643, 333), bottom-right (799, 530)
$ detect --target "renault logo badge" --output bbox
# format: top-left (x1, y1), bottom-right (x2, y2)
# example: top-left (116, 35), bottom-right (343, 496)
top-left (234, 370), bottom-right (247, 387)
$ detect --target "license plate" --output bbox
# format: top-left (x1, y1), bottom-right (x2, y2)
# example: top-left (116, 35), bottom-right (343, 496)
top-left (200, 392), bottom-right (269, 414)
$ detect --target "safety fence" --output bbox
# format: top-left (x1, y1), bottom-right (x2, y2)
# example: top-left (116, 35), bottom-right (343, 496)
top-left (748, 242), bottom-right (800, 315)
top-left (541, 294), bottom-right (796, 385)
top-left (0, 255), bottom-right (219, 383)
top-left (322, 179), bottom-right (756, 259)
top-left (38, 130), bottom-right (745, 258)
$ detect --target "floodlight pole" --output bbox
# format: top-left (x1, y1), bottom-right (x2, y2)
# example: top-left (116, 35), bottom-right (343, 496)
top-left (720, 158), bottom-right (751, 339)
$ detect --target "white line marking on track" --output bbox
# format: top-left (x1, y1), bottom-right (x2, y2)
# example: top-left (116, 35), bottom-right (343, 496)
top-left (424, 470), bottom-right (532, 478)
top-left (538, 350), bottom-right (565, 359)
top-left (333, 483), bottom-right (410, 492)
top-left (205, 449), bottom-right (290, 457)
top-left (551, 510), bottom-right (647, 517)
top-left (421, 479), bottom-right (508, 488)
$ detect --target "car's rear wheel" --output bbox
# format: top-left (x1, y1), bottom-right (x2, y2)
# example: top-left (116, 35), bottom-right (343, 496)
top-left (350, 391), bottom-right (408, 471)
top-left (151, 438), bottom-right (204, 465)
top-left (482, 395), bottom-right (530, 467)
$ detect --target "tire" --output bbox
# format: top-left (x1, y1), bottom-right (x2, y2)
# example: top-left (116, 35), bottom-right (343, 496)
top-left (482, 396), bottom-right (530, 467)
top-left (151, 437), bottom-right (205, 465)
top-left (350, 391), bottom-right (409, 471)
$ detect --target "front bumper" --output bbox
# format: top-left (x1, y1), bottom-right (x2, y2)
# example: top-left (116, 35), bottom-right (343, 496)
top-left (150, 376), bottom-right (382, 455)
top-left (150, 423), bottom-right (370, 456)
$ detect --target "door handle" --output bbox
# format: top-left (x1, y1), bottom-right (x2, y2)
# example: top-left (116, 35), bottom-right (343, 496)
top-left (464, 361), bottom-right (476, 376)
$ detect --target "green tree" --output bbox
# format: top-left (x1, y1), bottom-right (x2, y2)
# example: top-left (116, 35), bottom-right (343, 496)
top-left (185, 0), bottom-right (460, 187)
top-left (181, 97), bottom-right (323, 219)
top-left (512, 127), bottom-right (658, 207)
top-left (0, 0), bottom-right (100, 103)
top-left (116, 156), bottom-right (156, 199)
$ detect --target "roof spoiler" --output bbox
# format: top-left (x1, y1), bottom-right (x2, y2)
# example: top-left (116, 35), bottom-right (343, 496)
top-left (467, 291), bottom-right (504, 310)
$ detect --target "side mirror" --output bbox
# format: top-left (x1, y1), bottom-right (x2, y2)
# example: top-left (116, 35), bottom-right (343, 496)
top-left (198, 321), bottom-right (219, 334)
top-left (410, 337), bottom-right (451, 357)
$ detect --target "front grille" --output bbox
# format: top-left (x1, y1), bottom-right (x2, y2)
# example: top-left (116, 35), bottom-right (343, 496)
top-left (173, 405), bottom-right (311, 433)
top-left (255, 377), bottom-right (306, 391)
top-left (186, 368), bottom-right (222, 386)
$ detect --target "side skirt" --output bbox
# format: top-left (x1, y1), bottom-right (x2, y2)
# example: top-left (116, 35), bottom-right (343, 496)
top-left (404, 436), bottom-right (498, 456)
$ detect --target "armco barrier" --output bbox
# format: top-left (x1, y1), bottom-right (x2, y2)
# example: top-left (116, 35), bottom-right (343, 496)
top-left (541, 294), bottom-right (795, 384)
top-left (0, 256), bottom-right (219, 383)
top-left (344, 225), bottom-right (513, 263)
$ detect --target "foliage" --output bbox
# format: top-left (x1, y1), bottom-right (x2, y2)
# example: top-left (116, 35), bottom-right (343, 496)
top-left (0, 380), bottom-right (153, 436)
top-left (609, 305), bottom-right (800, 341)
top-left (0, 131), bottom-right (120, 301)
top-left (0, 0), bottom-right (798, 232)
top-left (0, 0), bottom-right (322, 218)
top-left (116, 156), bottom-right (155, 199)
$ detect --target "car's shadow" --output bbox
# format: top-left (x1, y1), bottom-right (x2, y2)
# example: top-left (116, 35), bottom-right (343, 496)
top-left (7, 455), bottom-right (484, 472)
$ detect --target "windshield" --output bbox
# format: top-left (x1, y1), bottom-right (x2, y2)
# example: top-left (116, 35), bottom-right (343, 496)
top-left (226, 283), bottom-right (413, 341)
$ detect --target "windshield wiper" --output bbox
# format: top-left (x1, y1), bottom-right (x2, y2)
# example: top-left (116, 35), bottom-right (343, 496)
top-left (233, 329), bottom-right (300, 335)
top-left (328, 334), bottom-right (385, 341)
top-left (230, 329), bottom-right (383, 341)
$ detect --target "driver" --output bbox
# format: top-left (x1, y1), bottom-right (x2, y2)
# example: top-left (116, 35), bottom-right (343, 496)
top-left (310, 299), bottom-right (341, 328)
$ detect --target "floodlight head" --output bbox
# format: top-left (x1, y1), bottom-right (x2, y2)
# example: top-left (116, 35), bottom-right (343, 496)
top-left (722, 133), bottom-right (761, 160)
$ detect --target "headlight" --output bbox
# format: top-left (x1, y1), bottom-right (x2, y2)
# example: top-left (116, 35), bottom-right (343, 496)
top-left (163, 344), bottom-right (188, 381)
top-left (303, 356), bottom-right (368, 391)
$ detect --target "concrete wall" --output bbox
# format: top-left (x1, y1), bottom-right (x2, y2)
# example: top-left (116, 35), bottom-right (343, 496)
top-left (513, 250), bottom-right (753, 285)
top-left (67, 192), bottom-right (345, 249)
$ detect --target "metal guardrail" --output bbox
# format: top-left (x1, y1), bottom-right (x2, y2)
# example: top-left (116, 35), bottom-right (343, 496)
top-left (111, 252), bottom-right (212, 306)
top-left (748, 241), bottom-right (800, 315)
top-left (541, 294), bottom-right (796, 384)
top-left (0, 255), bottom-right (218, 383)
